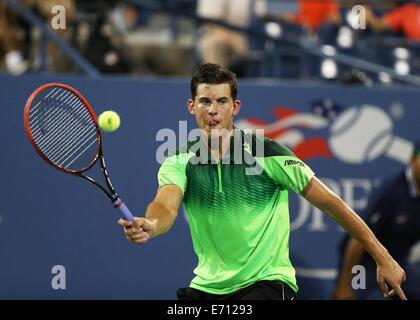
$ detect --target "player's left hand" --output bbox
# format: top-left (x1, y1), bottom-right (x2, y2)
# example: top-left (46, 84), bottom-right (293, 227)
top-left (376, 256), bottom-right (407, 300)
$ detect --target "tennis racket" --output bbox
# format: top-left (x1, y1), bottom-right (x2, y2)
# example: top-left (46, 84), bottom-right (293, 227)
top-left (23, 83), bottom-right (135, 222)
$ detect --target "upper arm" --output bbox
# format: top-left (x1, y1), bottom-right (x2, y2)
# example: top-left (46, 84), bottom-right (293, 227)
top-left (153, 184), bottom-right (183, 217)
top-left (257, 138), bottom-right (315, 192)
top-left (300, 176), bottom-right (343, 216)
top-left (158, 152), bottom-right (190, 196)
top-left (262, 156), bottom-right (315, 193)
top-left (155, 151), bottom-right (191, 218)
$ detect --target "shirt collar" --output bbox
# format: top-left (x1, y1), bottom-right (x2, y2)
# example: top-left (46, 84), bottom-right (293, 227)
top-left (192, 128), bottom-right (247, 164)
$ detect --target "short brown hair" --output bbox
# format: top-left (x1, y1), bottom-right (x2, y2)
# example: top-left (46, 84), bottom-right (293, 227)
top-left (190, 63), bottom-right (238, 100)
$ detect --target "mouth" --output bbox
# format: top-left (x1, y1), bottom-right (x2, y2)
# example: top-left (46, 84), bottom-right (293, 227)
top-left (205, 119), bottom-right (221, 128)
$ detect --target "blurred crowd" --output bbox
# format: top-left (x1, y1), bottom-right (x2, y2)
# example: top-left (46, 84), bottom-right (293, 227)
top-left (1, 0), bottom-right (420, 83)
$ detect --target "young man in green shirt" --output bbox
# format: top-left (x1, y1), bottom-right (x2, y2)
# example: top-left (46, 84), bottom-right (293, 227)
top-left (119, 63), bottom-right (407, 300)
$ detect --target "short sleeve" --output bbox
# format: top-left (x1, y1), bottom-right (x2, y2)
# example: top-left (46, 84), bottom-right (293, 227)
top-left (261, 156), bottom-right (315, 193)
top-left (157, 154), bottom-right (189, 195)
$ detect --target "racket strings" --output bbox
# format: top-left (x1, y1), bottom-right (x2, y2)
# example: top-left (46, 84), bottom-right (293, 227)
top-left (32, 92), bottom-right (87, 145)
top-left (28, 87), bottom-right (98, 171)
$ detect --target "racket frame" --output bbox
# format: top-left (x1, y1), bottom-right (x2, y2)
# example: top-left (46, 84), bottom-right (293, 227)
top-left (24, 83), bottom-right (124, 204)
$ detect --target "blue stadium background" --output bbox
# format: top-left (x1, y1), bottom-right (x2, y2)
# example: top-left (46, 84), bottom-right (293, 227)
top-left (1, 74), bottom-right (419, 299)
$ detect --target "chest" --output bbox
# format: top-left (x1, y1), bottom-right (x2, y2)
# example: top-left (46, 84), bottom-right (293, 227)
top-left (184, 163), bottom-right (280, 211)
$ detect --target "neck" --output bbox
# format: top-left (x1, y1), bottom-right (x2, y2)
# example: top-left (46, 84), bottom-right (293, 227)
top-left (202, 127), bottom-right (234, 160)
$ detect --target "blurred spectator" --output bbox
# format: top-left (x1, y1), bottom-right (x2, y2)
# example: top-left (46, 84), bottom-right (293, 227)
top-left (0, 3), bottom-right (28, 74)
top-left (332, 140), bottom-right (420, 299)
top-left (196, 0), bottom-right (267, 71)
top-left (109, 2), bottom-right (147, 33)
top-left (0, 0), bottom-right (75, 74)
top-left (21, 0), bottom-right (75, 22)
top-left (73, 0), bottom-right (133, 74)
top-left (275, 0), bottom-right (341, 34)
top-left (365, 1), bottom-right (420, 41)
top-left (294, 0), bottom-right (341, 32)
top-left (23, 0), bottom-right (75, 71)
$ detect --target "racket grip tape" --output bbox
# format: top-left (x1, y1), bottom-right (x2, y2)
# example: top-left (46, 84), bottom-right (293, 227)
top-left (113, 199), bottom-right (135, 222)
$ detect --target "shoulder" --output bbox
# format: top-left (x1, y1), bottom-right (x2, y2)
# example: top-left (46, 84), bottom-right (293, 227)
top-left (262, 137), bottom-right (296, 157)
top-left (159, 138), bottom-right (199, 170)
top-left (166, 137), bottom-right (200, 157)
top-left (243, 132), bottom-right (295, 158)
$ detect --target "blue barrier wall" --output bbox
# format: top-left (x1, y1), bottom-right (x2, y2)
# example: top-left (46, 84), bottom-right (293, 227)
top-left (1, 74), bottom-right (419, 299)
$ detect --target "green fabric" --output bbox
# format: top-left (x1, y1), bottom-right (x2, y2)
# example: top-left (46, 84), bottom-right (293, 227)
top-left (158, 151), bottom-right (194, 196)
top-left (259, 156), bottom-right (315, 194)
top-left (157, 132), bottom-right (315, 294)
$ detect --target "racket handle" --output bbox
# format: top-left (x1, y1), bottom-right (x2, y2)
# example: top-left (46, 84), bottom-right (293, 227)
top-left (113, 199), bottom-right (135, 222)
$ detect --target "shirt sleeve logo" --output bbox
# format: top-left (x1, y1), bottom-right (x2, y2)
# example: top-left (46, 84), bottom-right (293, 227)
top-left (284, 159), bottom-right (305, 167)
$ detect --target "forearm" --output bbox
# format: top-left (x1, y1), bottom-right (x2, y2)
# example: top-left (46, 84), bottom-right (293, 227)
top-left (329, 201), bottom-right (407, 299)
top-left (367, 18), bottom-right (389, 32)
top-left (302, 177), bottom-right (406, 299)
top-left (365, 8), bottom-right (389, 32)
top-left (321, 195), bottom-right (390, 264)
top-left (145, 201), bottom-right (177, 237)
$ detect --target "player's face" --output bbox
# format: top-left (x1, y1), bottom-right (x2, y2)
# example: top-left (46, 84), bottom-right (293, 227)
top-left (187, 83), bottom-right (241, 136)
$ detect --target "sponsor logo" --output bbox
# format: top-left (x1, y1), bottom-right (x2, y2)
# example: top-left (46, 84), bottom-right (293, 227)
top-left (284, 159), bottom-right (304, 167)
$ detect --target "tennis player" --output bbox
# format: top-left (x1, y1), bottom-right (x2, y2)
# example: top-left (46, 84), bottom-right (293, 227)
top-left (118, 63), bottom-right (406, 300)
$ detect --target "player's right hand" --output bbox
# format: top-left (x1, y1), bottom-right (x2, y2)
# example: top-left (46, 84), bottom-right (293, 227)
top-left (118, 217), bottom-right (155, 244)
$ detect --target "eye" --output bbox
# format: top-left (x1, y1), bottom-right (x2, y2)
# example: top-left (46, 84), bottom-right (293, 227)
top-left (199, 99), bottom-right (211, 106)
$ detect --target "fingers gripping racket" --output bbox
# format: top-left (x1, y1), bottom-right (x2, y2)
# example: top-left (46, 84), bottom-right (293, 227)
top-left (23, 83), bottom-right (135, 222)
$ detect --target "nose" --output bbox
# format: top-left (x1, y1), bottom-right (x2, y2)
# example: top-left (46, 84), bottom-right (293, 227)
top-left (208, 103), bottom-right (218, 115)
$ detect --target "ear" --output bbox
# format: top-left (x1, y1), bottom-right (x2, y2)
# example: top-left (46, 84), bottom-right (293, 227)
top-left (232, 100), bottom-right (241, 116)
top-left (187, 99), bottom-right (196, 115)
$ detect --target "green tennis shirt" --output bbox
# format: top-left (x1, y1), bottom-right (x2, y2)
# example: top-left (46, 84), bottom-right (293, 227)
top-left (158, 129), bottom-right (315, 294)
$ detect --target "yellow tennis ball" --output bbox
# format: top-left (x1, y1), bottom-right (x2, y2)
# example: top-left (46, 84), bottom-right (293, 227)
top-left (98, 111), bottom-right (121, 132)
